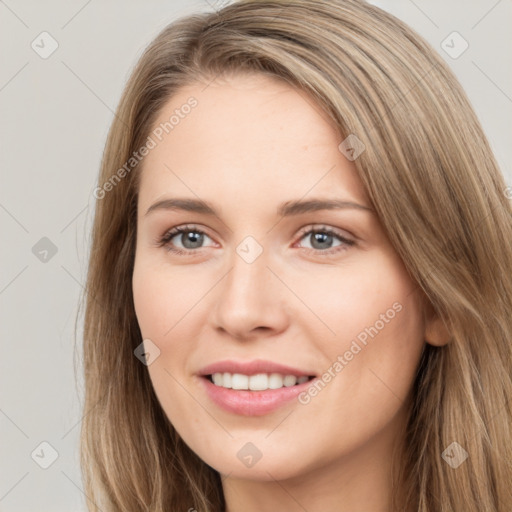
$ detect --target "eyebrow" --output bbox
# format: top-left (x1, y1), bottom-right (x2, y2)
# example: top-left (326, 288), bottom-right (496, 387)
top-left (145, 197), bottom-right (375, 217)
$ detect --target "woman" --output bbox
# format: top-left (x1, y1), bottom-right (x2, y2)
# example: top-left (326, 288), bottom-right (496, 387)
top-left (80, 0), bottom-right (512, 510)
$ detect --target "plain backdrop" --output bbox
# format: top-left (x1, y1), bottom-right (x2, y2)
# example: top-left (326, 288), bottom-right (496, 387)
top-left (1, 0), bottom-right (510, 510)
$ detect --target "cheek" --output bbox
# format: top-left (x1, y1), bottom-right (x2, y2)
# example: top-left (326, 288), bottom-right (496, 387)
top-left (132, 258), bottom-right (202, 423)
top-left (285, 257), bottom-right (425, 459)
top-left (298, 249), bottom-right (419, 343)
top-left (132, 256), bottom-right (212, 388)
top-left (303, 250), bottom-right (425, 398)
top-left (132, 258), bottom-right (198, 339)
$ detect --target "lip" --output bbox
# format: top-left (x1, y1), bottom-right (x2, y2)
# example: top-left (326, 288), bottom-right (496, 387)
top-left (196, 359), bottom-right (318, 416)
top-left (197, 359), bottom-right (316, 378)
top-left (198, 374), bottom-right (317, 416)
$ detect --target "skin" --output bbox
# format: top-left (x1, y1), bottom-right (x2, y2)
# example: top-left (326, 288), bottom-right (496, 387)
top-left (132, 73), bottom-right (448, 512)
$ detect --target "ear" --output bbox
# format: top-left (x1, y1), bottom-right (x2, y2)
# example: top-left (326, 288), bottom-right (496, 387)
top-left (424, 314), bottom-right (451, 347)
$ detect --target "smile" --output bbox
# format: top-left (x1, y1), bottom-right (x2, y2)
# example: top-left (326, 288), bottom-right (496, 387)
top-left (209, 372), bottom-right (313, 390)
top-left (199, 374), bottom-right (318, 416)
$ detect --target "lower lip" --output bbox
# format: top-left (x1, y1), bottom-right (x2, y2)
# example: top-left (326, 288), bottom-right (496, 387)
top-left (198, 376), bottom-right (317, 416)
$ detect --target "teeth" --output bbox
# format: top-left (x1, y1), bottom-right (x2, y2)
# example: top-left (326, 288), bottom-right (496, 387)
top-left (212, 373), bottom-right (224, 386)
top-left (248, 373), bottom-right (268, 390)
top-left (283, 375), bottom-right (297, 387)
top-left (209, 372), bottom-right (311, 390)
top-left (231, 373), bottom-right (249, 390)
top-left (269, 373), bottom-right (283, 389)
top-left (222, 372), bottom-right (232, 388)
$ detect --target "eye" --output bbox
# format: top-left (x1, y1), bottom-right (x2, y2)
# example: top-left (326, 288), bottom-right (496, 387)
top-left (295, 225), bottom-right (355, 256)
top-left (156, 225), bottom-right (216, 255)
top-left (156, 224), bottom-right (356, 257)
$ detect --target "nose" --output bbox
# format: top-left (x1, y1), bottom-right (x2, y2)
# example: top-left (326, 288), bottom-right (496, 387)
top-left (211, 242), bottom-right (289, 340)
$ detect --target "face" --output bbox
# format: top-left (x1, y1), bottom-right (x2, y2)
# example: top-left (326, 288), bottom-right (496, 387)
top-left (132, 73), bottom-right (428, 482)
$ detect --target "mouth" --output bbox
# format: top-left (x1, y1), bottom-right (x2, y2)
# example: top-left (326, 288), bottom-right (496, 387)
top-left (198, 372), bottom-right (318, 416)
top-left (196, 359), bottom-right (318, 415)
top-left (203, 373), bottom-right (316, 390)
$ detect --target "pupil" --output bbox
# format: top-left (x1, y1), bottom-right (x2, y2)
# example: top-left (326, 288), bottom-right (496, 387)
top-left (312, 232), bottom-right (332, 249)
top-left (183, 231), bottom-right (203, 249)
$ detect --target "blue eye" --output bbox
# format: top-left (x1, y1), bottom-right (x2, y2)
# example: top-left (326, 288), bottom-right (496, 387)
top-left (156, 224), bottom-right (355, 256)
top-left (297, 227), bottom-right (355, 255)
top-left (157, 225), bottom-right (214, 255)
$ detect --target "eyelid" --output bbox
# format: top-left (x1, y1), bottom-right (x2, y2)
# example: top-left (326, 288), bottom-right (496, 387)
top-left (295, 224), bottom-right (355, 243)
top-left (156, 224), bottom-right (216, 249)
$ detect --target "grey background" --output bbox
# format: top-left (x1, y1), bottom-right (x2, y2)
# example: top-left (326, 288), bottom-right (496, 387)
top-left (0, 0), bottom-right (510, 510)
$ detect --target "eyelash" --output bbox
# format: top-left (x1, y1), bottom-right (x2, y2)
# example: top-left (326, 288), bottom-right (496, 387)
top-left (155, 224), bottom-right (356, 257)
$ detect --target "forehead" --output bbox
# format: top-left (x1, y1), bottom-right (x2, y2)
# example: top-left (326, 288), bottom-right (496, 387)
top-left (137, 73), bottom-right (370, 213)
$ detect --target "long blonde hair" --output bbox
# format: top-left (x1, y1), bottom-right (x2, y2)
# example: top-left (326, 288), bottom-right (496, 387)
top-left (79, 0), bottom-right (512, 510)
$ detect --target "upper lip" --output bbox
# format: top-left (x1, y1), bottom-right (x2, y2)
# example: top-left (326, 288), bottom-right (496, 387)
top-left (198, 359), bottom-right (316, 377)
